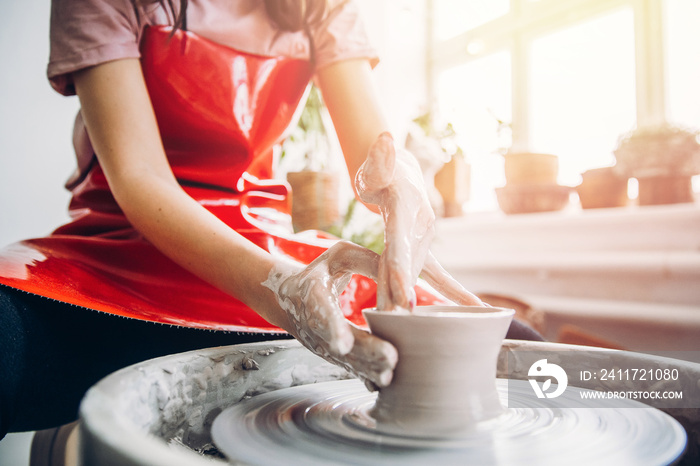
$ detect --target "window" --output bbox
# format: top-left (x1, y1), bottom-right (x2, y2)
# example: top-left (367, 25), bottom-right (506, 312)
top-left (529, 9), bottom-right (637, 185)
top-left (429, 0), bottom-right (700, 212)
top-left (436, 52), bottom-right (511, 210)
top-left (434, 0), bottom-right (510, 40)
top-left (665, 0), bottom-right (700, 126)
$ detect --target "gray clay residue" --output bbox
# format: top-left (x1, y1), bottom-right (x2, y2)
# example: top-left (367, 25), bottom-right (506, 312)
top-left (79, 340), bottom-right (700, 466)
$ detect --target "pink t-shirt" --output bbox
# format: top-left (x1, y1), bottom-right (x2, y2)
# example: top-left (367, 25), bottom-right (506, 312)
top-left (48, 0), bottom-right (378, 96)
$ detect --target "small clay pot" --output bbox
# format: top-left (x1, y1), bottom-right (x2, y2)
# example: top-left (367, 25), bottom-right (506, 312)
top-left (435, 156), bottom-right (471, 217)
top-left (503, 152), bottom-right (559, 185)
top-left (637, 174), bottom-right (695, 206)
top-left (576, 167), bottom-right (629, 209)
top-left (495, 183), bottom-right (571, 214)
top-left (286, 170), bottom-right (340, 231)
top-left (363, 306), bottom-right (515, 437)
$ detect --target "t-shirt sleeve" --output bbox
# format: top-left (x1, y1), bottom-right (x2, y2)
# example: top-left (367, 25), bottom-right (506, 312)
top-left (309, 0), bottom-right (379, 70)
top-left (47, 0), bottom-right (142, 96)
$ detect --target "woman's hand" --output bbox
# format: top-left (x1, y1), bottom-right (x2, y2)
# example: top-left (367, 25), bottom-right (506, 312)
top-left (355, 133), bottom-right (486, 310)
top-left (355, 133), bottom-right (436, 310)
top-left (262, 241), bottom-right (398, 390)
top-left (316, 60), bottom-right (484, 310)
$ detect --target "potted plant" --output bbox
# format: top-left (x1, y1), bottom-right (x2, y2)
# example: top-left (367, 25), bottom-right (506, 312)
top-left (404, 113), bottom-right (452, 217)
top-left (407, 114), bottom-right (472, 217)
top-left (281, 85), bottom-right (340, 231)
top-left (490, 112), bottom-right (560, 186)
top-left (502, 152), bottom-right (559, 186)
top-left (613, 124), bottom-right (700, 206)
top-left (434, 144), bottom-right (471, 217)
top-left (428, 121), bottom-right (471, 217)
top-left (491, 115), bottom-right (571, 214)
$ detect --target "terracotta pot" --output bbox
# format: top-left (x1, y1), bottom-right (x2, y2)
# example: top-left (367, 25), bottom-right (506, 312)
top-left (576, 167), bottom-right (629, 209)
top-left (434, 156), bottom-right (471, 217)
top-left (286, 171), bottom-right (340, 231)
top-left (495, 183), bottom-right (571, 215)
top-left (363, 306), bottom-right (514, 438)
top-left (637, 174), bottom-right (695, 206)
top-left (503, 153), bottom-right (559, 185)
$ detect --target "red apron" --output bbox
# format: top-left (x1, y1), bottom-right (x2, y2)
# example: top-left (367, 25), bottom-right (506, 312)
top-left (0, 27), bottom-right (445, 332)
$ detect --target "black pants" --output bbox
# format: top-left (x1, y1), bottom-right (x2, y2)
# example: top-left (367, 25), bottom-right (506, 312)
top-left (0, 285), bottom-right (543, 440)
top-left (0, 285), bottom-right (289, 439)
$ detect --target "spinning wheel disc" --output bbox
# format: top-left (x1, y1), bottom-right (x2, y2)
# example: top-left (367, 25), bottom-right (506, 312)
top-left (212, 379), bottom-right (686, 465)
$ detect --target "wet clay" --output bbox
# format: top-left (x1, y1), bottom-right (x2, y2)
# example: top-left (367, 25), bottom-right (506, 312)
top-left (364, 305), bottom-right (515, 437)
top-left (355, 132), bottom-right (435, 311)
top-left (262, 242), bottom-right (397, 389)
top-left (356, 133), bottom-right (485, 309)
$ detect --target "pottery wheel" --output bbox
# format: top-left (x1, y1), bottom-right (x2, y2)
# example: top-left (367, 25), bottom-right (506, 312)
top-left (212, 379), bottom-right (687, 466)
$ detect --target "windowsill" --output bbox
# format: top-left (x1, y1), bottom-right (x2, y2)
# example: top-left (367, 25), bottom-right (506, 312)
top-left (435, 201), bottom-right (700, 262)
top-left (432, 202), bottom-right (700, 355)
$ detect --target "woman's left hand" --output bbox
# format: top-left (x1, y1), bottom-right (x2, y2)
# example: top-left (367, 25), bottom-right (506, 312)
top-left (263, 241), bottom-right (398, 390)
top-left (355, 132), bottom-right (437, 311)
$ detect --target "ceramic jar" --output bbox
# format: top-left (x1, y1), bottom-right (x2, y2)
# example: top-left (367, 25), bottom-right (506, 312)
top-left (363, 305), bottom-right (515, 437)
top-left (286, 170), bottom-right (340, 231)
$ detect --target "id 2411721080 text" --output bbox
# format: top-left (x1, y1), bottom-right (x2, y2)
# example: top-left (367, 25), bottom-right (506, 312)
top-left (580, 368), bottom-right (679, 381)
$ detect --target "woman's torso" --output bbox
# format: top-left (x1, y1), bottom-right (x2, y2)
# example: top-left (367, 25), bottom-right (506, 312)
top-left (0, 2), bottom-right (394, 330)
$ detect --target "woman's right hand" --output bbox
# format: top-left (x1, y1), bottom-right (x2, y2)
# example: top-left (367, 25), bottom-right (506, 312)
top-left (355, 133), bottom-right (485, 311)
top-left (262, 241), bottom-right (398, 390)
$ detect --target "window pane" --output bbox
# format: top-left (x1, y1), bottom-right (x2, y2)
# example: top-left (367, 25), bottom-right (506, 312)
top-left (436, 51), bottom-right (512, 211)
top-left (664, 0), bottom-right (700, 127)
top-left (434, 0), bottom-right (510, 41)
top-left (530, 9), bottom-right (637, 185)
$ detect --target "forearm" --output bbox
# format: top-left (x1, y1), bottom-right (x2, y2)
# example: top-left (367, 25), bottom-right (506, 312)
top-left (112, 172), bottom-right (283, 323)
top-left (72, 59), bottom-right (287, 329)
top-left (315, 60), bottom-right (390, 199)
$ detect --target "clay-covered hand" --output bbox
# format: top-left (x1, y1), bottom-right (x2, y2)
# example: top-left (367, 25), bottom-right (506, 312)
top-left (262, 241), bottom-right (398, 389)
top-left (421, 252), bottom-right (485, 306)
top-left (355, 132), bottom-right (436, 310)
top-left (356, 132), bottom-right (486, 310)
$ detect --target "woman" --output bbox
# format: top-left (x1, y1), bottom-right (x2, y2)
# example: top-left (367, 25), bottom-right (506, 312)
top-left (0, 0), bottom-right (539, 438)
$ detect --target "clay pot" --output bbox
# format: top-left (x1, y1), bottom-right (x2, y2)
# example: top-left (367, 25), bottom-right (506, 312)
top-left (636, 174), bottom-right (695, 206)
top-left (286, 171), bottom-right (340, 231)
top-left (495, 183), bottom-right (571, 215)
top-left (363, 306), bottom-right (515, 437)
top-left (576, 167), bottom-right (629, 209)
top-left (434, 156), bottom-right (471, 217)
top-left (503, 152), bottom-right (559, 185)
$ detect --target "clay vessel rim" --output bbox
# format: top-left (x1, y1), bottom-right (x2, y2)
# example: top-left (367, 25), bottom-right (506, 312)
top-left (363, 305), bottom-right (515, 319)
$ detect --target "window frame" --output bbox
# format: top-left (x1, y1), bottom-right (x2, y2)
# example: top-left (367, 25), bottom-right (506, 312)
top-left (426, 0), bottom-right (666, 152)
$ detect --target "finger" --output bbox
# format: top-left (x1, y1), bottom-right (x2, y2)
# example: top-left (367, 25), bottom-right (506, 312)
top-left (376, 255), bottom-right (392, 310)
top-left (363, 378), bottom-right (380, 393)
top-left (381, 194), bottom-right (412, 306)
top-left (387, 261), bottom-right (411, 309)
top-left (356, 132), bottom-right (396, 200)
top-left (387, 233), bottom-right (434, 310)
top-left (326, 241), bottom-right (380, 281)
top-left (381, 196), bottom-right (434, 310)
top-left (421, 252), bottom-right (484, 306)
top-left (383, 231), bottom-right (414, 310)
top-left (344, 324), bottom-right (398, 388)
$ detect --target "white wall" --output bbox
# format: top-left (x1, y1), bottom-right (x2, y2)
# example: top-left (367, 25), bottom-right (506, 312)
top-left (0, 0), bottom-right (78, 248)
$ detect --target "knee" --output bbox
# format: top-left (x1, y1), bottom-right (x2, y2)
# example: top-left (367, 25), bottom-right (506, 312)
top-left (506, 318), bottom-right (546, 341)
top-left (0, 288), bottom-right (28, 438)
